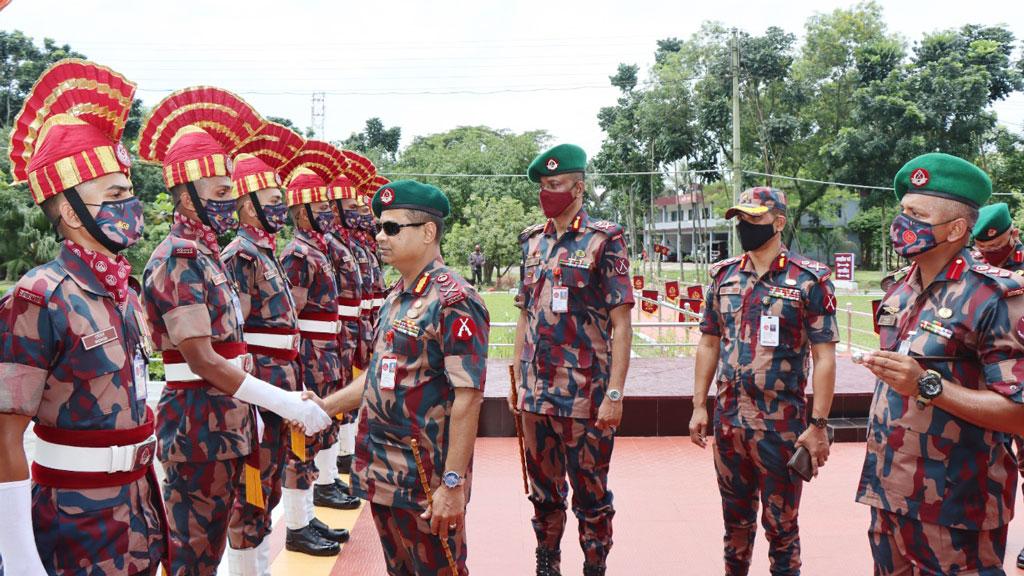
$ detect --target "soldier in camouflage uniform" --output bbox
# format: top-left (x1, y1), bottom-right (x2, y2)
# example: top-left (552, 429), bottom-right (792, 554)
top-left (510, 144), bottom-right (634, 576)
top-left (857, 153), bottom-right (1024, 575)
top-left (0, 59), bottom-right (166, 576)
top-left (220, 122), bottom-right (310, 574)
top-left (327, 171), bottom-right (367, 477)
top-left (278, 156), bottom-right (360, 558)
top-left (318, 180), bottom-right (489, 576)
top-left (690, 186), bottom-right (838, 576)
top-left (970, 202), bottom-right (1024, 570)
top-left (138, 88), bottom-right (331, 575)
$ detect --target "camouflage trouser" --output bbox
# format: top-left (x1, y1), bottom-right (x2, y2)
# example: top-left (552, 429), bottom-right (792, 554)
top-left (285, 379), bottom-right (342, 489)
top-left (227, 410), bottom-right (288, 549)
top-left (521, 411), bottom-right (615, 568)
top-left (713, 425), bottom-right (803, 576)
top-left (370, 502), bottom-right (468, 576)
top-left (162, 457), bottom-right (244, 576)
top-left (868, 507), bottom-right (1008, 575)
top-left (26, 474), bottom-right (165, 576)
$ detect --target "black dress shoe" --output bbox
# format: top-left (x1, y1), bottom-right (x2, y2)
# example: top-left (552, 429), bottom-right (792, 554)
top-left (285, 524), bottom-right (340, 556)
top-left (337, 453), bottom-right (353, 475)
top-left (1017, 546), bottom-right (1024, 569)
top-left (313, 483), bottom-right (361, 510)
top-left (310, 517), bottom-right (350, 543)
top-left (333, 477), bottom-right (351, 494)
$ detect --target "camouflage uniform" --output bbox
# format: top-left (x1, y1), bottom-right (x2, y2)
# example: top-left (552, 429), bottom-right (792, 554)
top-left (350, 260), bottom-right (489, 576)
top-left (858, 250), bottom-right (1024, 574)
top-left (514, 210), bottom-right (634, 570)
top-left (0, 242), bottom-right (166, 575)
top-left (222, 224), bottom-right (300, 549)
top-left (280, 228), bottom-right (342, 489)
top-left (144, 214), bottom-right (254, 576)
top-left (350, 233), bottom-right (376, 369)
top-left (699, 249), bottom-right (838, 576)
top-left (973, 239), bottom-right (1024, 492)
top-left (326, 228), bottom-right (363, 386)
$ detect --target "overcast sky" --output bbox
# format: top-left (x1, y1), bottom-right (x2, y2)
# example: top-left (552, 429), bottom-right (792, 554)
top-left (4, 0), bottom-right (1023, 162)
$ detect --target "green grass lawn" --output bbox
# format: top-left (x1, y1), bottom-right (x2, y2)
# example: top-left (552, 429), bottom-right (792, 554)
top-left (0, 280), bottom-right (14, 295)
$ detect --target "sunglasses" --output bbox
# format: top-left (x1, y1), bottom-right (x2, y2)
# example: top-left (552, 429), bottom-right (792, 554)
top-left (380, 221), bottom-right (426, 236)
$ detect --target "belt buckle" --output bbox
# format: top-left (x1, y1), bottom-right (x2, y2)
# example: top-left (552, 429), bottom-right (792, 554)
top-left (291, 333), bottom-right (300, 351)
top-left (132, 437), bottom-right (157, 470)
top-left (242, 353), bottom-right (254, 373)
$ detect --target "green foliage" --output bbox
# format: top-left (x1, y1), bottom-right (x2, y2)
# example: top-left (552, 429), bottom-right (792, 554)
top-left (339, 117), bottom-right (402, 164)
top-left (0, 31), bottom-right (86, 128)
top-left (443, 195), bottom-right (543, 283)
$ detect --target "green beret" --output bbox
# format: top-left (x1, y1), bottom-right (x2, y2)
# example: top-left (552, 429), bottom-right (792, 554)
top-left (371, 179), bottom-right (450, 218)
top-left (973, 202), bottom-right (1013, 241)
top-left (893, 152), bottom-right (991, 208)
top-left (527, 143), bottom-right (587, 183)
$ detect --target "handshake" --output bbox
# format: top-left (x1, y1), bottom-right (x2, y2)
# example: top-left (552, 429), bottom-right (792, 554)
top-left (234, 374), bottom-right (333, 435)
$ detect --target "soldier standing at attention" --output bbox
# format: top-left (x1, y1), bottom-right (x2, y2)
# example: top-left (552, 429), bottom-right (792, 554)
top-left (971, 202), bottom-right (1024, 570)
top-left (278, 155), bottom-right (360, 557)
top-left (0, 58), bottom-right (167, 576)
top-left (317, 180), bottom-right (489, 575)
top-left (221, 122), bottom-right (310, 574)
top-left (689, 186), bottom-right (838, 576)
top-left (857, 153), bottom-right (1024, 574)
top-left (138, 88), bottom-right (331, 575)
top-left (510, 144), bottom-right (634, 576)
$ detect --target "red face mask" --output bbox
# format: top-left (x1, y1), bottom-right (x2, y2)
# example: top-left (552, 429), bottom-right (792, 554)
top-left (980, 243), bottom-right (1015, 267)
top-left (539, 183), bottom-right (577, 218)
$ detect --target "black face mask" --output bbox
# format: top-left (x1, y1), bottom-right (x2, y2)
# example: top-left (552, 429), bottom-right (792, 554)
top-left (737, 219), bottom-right (778, 252)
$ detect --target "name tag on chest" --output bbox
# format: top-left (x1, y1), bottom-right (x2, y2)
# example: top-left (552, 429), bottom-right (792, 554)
top-left (83, 327), bottom-right (119, 350)
top-left (211, 272), bottom-right (228, 286)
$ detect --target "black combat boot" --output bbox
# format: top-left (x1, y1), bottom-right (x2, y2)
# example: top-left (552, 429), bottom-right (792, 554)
top-left (535, 547), bottom-right (562, 576)
top-left (310, 517), bottom-right (350, 543)
top-left (285, 524), bottom-right (340, 556)
top-left (313, 482), bottom-right (360, 509)
top-left (583, 563), bottom-right (606, 576)
top-left (1017, 545), bottom-right (1024, 569)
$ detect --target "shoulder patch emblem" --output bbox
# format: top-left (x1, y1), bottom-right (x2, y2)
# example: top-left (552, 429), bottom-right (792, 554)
top-left (452, 316), bottom-right (477, 341)
top-left (15, 287), bottom-right (44, 306)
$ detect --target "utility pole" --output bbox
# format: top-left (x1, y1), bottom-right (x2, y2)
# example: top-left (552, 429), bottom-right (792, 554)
top-left (311, 92), bottom-right (326, 139)
top-left (730, 28), bottom-right (742, 258)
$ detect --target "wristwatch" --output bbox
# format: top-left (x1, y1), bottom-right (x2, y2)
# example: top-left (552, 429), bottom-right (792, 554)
top-left (809, 417), bottom-right (828, 429)
top-left (915, 370), bottom-right (943, 409)
top-left (606, 389), bottom-right (623, 402)
top-left (442, 470), bottom-right (465, 489)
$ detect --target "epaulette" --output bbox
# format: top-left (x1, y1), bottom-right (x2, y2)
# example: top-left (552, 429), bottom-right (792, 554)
top-left (791, 257), bottom-right (832, 282)
top-left (969, 263), bottom-right (1024, 298)
top-left (9, 262), bottom-right (65, 308)
top-left (880, 265), bottom-right (913, 292)
top-left (709, 256), bottom-right (741, 279)
top-left (518, 223), bottom-right (545, 244)
top-left (433, 271), bottom-right (468, 307)
top-left (586, 220), bottom-right (624, 236)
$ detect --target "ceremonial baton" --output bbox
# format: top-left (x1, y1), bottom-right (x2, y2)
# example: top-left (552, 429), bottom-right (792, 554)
top-left (410, 438), bottom-right (459, 574)
top-left (508, 364), bottom-right (530, 494)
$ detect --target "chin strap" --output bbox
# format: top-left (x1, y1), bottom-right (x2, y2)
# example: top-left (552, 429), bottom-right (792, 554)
top-left (305, 204), bottom-right (323, 234)
top-left (250, 193), bottom-right (275, 233)
top-left (62, 187), bottom-right (125, 254)
top-left (185, 181), bottom-right (215, 229)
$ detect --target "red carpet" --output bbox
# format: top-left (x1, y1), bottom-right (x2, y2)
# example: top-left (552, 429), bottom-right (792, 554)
top-left (321, 438), bottom-right (1024, 575)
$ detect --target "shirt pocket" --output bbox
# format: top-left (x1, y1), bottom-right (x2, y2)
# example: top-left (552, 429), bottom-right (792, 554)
top-left (869, 427), bottom-right (950, 500)
top-left (359, 420), bottom-right (423, 492)
top-left (717, 282), bottom-right (744, 315)
top-left (764, 295), bottom-right (804, 351)
top-left (65, 337), bottom-right (130, 424)
top-left (535, 342), bottom-right (593, 397)
top-left (562, 266), bottom-right (592, 310)
top-left (52, 485), bottom-right (131, 572)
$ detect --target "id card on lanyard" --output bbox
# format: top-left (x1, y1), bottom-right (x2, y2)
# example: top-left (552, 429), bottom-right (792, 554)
top-left (552, 267), bottom-right (568, 313)
top-left (380, 355), bottom-right (398, 390)
top-left (132, 348), bottom-right (149, 401)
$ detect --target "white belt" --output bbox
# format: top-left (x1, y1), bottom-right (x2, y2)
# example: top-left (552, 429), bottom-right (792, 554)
top-left (34, 435), bottom-right (157, 473)
top-left (243, 332), bottom-right (299, 350)
top-left (298, 318), bottom-right (338, 334)
top-left (359, 300), bottom-right (372, 310)
top-left (338, 304), bottom-right (361, 317)
top-left (372, 298), bottom-right (384, 308)
top-left (165, 354), bottom-right (249, 382)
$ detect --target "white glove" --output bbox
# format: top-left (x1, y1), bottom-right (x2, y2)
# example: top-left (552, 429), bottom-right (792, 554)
top-left (234, 374), bottom-right (331, 434)
top-left (0, 479), bottom-right (48, 576)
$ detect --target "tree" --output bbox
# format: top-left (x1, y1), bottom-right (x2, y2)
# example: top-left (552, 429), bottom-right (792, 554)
top-left (443, 195), bottom-right (543, 285)
top-left (0, 31), bottom-right (85, 128)
top-left (339, 117), bottom-right (402, 165)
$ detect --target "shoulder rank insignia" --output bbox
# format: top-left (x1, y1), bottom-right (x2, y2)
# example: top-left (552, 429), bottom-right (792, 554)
top-left (412, 272), bottom-right (432, 296)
